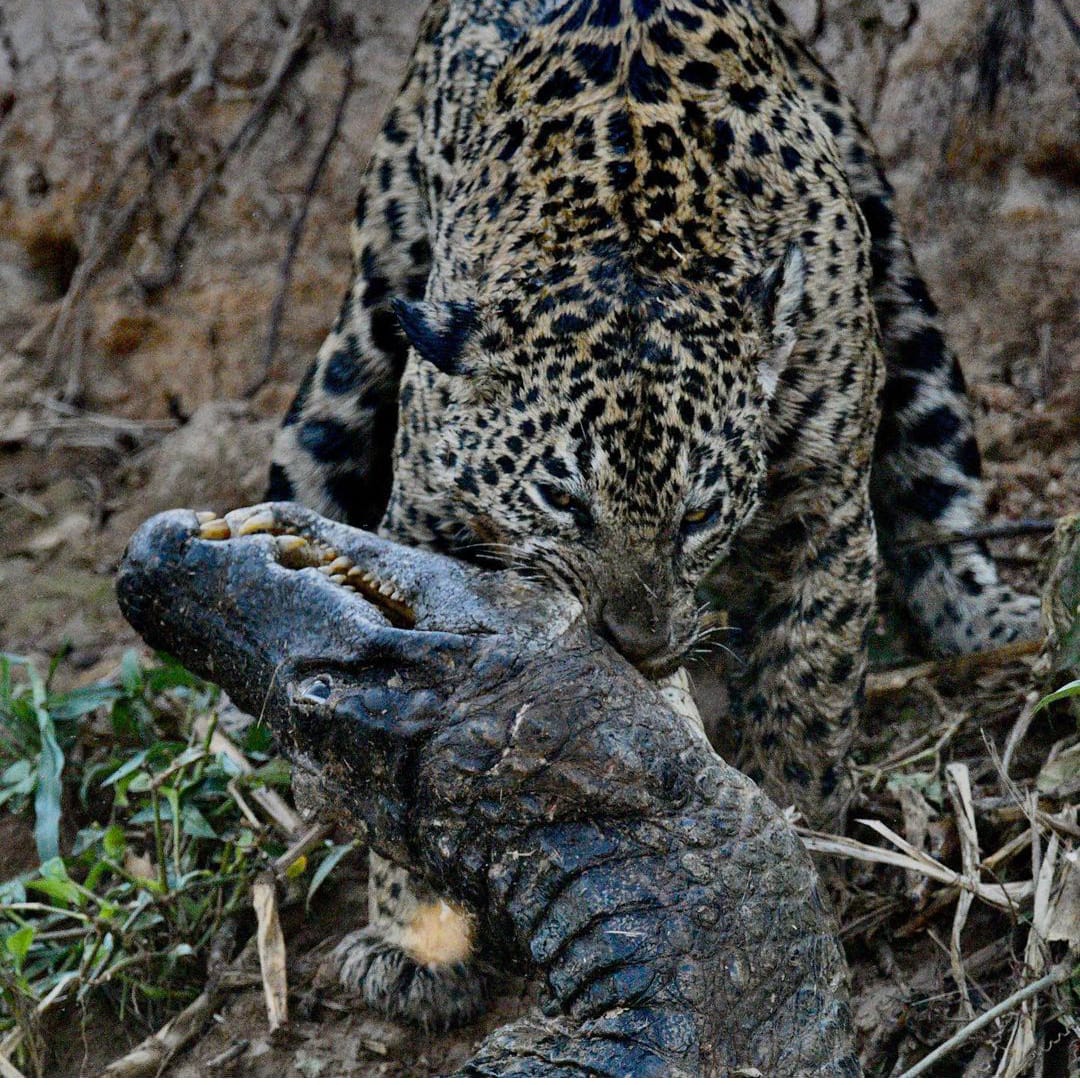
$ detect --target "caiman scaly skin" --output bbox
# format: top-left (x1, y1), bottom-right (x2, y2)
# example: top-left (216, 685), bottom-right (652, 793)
top-left (117, 502), bottom-right (858, 1076)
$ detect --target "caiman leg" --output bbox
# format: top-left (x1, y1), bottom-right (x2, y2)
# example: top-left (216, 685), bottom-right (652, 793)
top-left (117, 503), bottom-right (859, 1076)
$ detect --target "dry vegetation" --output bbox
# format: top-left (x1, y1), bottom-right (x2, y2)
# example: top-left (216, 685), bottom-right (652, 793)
top-left (0, 0), bottom-right (1077, 1076)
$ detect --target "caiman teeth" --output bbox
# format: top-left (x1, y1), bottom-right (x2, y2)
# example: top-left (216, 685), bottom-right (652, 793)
top-left (238, 510), bottom-right (278, 535)
top-left (193, 507), bottom-right (414, 624)
top-left (198, 517), bottom-right (231, 540)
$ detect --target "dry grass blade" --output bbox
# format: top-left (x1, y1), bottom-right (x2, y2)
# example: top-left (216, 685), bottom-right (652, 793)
top-left (997, 825), bottom-right (1060, 1075)
top-left (0, 1053), bottom-right (23, 1079)
top-left (946, 763), bottom-right (979, 1019)
top-left (798, 822), bottom-right (1032, 910)
top-left (193, 713), bottom-right (304, 838)
top-left (253, 871), bottom-right (288, 1033)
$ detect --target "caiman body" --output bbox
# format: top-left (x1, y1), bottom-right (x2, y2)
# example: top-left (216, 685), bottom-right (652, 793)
top-left (117, 502), bottom-right (858, 1076)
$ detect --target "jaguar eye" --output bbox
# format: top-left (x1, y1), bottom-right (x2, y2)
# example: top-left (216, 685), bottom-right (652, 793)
top-left (536, 484), bottom-right (593, 529)
top-left (682, 503), bottom-right (723, 533)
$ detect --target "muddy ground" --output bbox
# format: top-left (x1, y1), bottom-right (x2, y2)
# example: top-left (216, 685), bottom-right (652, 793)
top-left (0, 0), bottom-right (1077, 1076)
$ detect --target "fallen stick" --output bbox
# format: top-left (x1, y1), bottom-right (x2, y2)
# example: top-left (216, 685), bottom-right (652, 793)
top-left (866, 638), bottom-right (1042, 698)
top-left (102, 938), bottom-right (257, 1077)
top-left (898, 959), bottom-right (1075, 1078)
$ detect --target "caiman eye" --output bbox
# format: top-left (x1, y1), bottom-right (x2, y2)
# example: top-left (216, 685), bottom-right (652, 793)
top-left (536, 484), bottom-right (593, 529)
top-left (682, 502), bottom-right (724, 534)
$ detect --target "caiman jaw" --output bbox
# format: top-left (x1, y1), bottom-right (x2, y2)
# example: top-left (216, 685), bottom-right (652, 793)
top-left (195, 509), bottom-right (416, 628)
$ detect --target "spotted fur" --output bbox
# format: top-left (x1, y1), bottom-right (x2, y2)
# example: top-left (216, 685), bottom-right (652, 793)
top-left (268, 0), bottom-right (1039, 1030)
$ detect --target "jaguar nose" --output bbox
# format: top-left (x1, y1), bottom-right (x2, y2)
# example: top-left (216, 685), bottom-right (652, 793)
top-left (599, 603), bottom-right (670, 666)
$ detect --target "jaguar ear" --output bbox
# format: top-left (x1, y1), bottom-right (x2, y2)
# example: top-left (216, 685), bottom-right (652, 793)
top-left (751, 244), bottom-right (806, 399)
top-left (391, 298), bottom-right (479, 376)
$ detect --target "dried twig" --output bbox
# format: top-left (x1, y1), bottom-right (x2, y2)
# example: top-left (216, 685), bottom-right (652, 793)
top-left (798, 820), bottom-right (1031, 910)
top-left (865, 638), bottom-right (1042, 699)
top-left (273, 822), bottom-right (328, 876)
top-left (193, 714), bottom-right (304, 838)
top-left (43, 133), bottom-right (169, 401)
top-left (204, 1040), bottom-right (250, 1070)
top-left (102, 938), bottom-right (257, 1076)
top-left (945, 763), bottom-right (978, 1019)
top-left (138, 0), bottom-right (322, 292)
top-left (894, 519), bottom-right (1057, 552)
top-left (250, 48), bottom-right (355, 396)
top-left (899, 959), bottom-right (1075, 1078)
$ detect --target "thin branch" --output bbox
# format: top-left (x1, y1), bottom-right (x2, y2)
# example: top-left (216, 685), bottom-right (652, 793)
top-left (137, 0), bottom-right (322, 292)
top-left (898, 958), bottom-right (1074, 1077)
top-left (865, 637), bottom-right (1042, 698)
top-left (44, 132), bottom-right (167, 401)
top-left (102, 938), bottom-right (257, 1077)
top-left (894, 518), bottom-right (1057, 552)
top-left (249, 47), bottom-right (354, 396)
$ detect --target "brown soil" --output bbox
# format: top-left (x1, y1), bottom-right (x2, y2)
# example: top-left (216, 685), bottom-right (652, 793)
top-left (0, 0), bottom-right (1077, 1076)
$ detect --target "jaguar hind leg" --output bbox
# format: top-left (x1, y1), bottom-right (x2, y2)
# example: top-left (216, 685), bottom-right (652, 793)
top-left (766, 11), bottom-right (1041, 656)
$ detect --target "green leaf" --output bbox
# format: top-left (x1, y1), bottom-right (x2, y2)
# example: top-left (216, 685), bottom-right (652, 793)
top-left (109, 698), bottom-right (138, 740)
top-left (101, 749), bottom-right (150, 789)
top-left (5, 925), bottom-right (34, 970)
top-left (247, 758), bottom-right (292, 788)
top-left (0, 875), bottom-right (28, 904)
top-left (120, 650), bottom-right (143, 695)
top-left (306, 841), bottom-right (357, 908)
top-left (72, 826), bottom-right (107, 856)
top-left (243, 721), bottom-right (272, 754)
top-left (0, 759), bottom-right (36, 808)
top-left (1036, 678), bottom-right (1080, 713)
top-left (27, 858), bottom-right (83, 906)
top-left (31, 669), bottom-right (64, 863)
top-left (103, 824), bottom-right (126, 860)
top-left (47, 684), bottom-right (121, 721)
top-left (145, 662), bottom-right (202, 694)
top-left (180, 805), bottom-right (218, 840)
